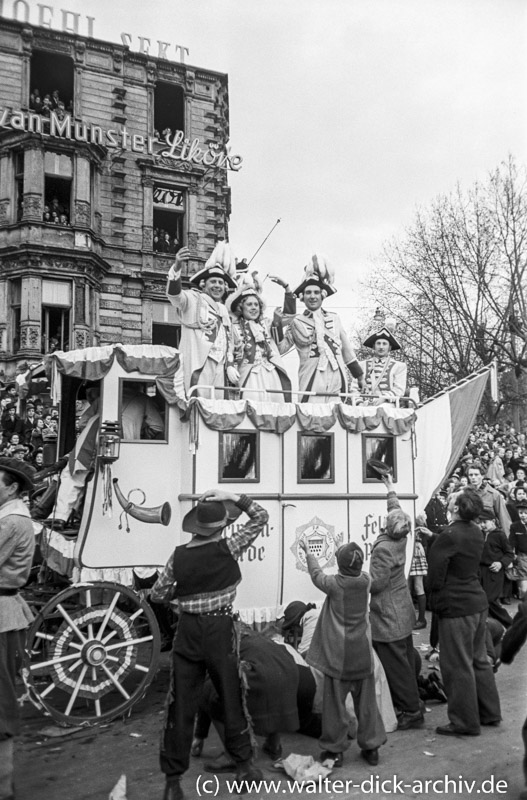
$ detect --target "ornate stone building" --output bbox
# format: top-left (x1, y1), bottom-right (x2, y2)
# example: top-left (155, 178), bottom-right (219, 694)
top-left (0, 16), bottom-right (233, 376)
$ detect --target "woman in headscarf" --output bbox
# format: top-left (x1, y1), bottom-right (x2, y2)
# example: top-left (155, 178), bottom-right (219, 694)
top-left (226, 282), bottom-right (291, 402)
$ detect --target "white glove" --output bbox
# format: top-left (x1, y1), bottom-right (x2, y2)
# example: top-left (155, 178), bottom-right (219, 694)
top-left (168, 265), bottom-right (182, 281)
top-left (227, 366), bottom-right (240, 385)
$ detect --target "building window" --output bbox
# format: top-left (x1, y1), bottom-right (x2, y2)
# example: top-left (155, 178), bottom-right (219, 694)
top-left (362, 434), bottom-right (397, 483)
top-left (298, 433), bottom-right (334, 483)
top-left (219, 431), bottom-right (259, 482)
top-left (44, 152), bottom-right (72, 225)
top-left (29, 50), bottom-right (74, 117)
top-left (15, 151), bottom-right (24, 222)
top-left (41, 280), bottom-right (72, 353)
top-left (153, 184), bottom-right (184, 254)
top-left (153, 82), bottom-right (184, 142)
top-left (11, 279), bottom-right (21, 353)
top-left (152, 301), bottom-right (180, 347)
top-left (119, 380), bottom-right (167, 442)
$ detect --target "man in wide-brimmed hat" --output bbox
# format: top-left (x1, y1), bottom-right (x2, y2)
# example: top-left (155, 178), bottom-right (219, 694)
top-left (360, 318), bottom-right (407, 403)
top-left (0, 457), bottom-right (35, 800)
top-left (151, 488), bottom-right (269, 800)
top-left (166, 247), bottom-right (236, 399)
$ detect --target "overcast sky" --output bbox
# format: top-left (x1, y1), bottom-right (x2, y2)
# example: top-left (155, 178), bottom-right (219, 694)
top-left (15, 0), bottom-right (527, 328)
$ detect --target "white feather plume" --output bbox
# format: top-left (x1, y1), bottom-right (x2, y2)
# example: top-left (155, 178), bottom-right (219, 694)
top-left (304, 253), bottom-right (335, 286)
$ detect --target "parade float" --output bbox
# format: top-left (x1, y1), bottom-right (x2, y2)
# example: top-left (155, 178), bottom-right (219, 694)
top-left (23, 343), bottom-right (492, 724)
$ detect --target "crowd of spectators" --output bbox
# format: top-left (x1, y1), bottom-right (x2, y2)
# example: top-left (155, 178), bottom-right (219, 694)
top-left (42, 197), bottom-right (70, 226)
top-left (153, 228), bottom-right (179, 254)
top-left (29, 88), bottom-right (72, 120)
top-left (0, 382), bottom-right (58, 473)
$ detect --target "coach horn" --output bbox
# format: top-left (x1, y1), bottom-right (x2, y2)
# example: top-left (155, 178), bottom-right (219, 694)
top-left (113, 478), bottom-right (172, 526)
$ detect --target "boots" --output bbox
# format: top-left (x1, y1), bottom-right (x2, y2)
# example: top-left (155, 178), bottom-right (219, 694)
top-left (162, 778), bottom-right (185, 800)
top-left (413, 595), bottom-right (427, 629)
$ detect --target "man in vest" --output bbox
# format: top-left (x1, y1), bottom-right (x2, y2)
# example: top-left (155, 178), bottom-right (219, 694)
top-left (166, 247), bottom-right (236, 399)
top-left (360, 324), bottom-right (407, 403)
top-left (151, 488), bottom-right (269, 800)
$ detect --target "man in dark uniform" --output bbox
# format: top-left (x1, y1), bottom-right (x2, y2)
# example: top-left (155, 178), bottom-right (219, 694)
top-left (151, 489), bottom-right (269, 800)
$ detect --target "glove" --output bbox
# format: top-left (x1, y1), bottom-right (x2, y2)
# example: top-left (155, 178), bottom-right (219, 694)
top-left (226, 366), bottom-right (240, 385)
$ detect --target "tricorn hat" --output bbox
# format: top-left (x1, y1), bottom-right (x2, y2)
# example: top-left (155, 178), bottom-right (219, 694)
top-left (182, 498), bottom-right (242, 537)
top-left (189, 265), bottom-right (236, 292)
top-left (226, 286), bottom-right (264, 317)
top-left (293, 253), bottom-right (336, 299)
top-left (0, 456), bottom-right (35, 492)
top-left (363, 325), bottom-right (401, 351)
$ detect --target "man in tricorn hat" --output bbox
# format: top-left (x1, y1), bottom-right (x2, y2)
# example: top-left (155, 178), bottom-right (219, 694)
top-left (151, 488), bottom-right (269, 800)
top-left (274, 258), bottom-right (364, 403)
top-left (166, 247), bottom-right (236, 399)
top-left (0, 457), bottom-right (35, 800)
top-left (360, 318), bottom-right (407, 403)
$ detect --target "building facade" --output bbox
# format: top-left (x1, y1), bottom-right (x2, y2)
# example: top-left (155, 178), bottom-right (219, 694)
top-left (0, 17), bottom-right (233, 377)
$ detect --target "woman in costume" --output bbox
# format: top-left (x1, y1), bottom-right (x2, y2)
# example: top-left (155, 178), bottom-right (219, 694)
top-left (226, 277), bottom-right (291, 402)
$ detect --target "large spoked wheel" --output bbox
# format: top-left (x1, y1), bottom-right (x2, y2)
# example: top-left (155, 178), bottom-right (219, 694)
top-left (25, 581), bottom-right (161, 725)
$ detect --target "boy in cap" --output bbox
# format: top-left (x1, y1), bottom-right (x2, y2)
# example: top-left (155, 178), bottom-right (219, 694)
top-left (151, 489), bottom-right (269, 800)
top-left (360, 318), bottom-right (407, 403)
top-left (299, 538), bottom-right (386, 767)
top-left (166, 247), bottom-right (236, 399)
top-left (478, 508), bottom-right (515, 629)
top-left (0, 458), bottom-right (35, 800)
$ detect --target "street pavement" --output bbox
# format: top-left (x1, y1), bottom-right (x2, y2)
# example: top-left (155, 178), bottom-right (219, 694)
top-left (15, 607), bottom-right (527, 800)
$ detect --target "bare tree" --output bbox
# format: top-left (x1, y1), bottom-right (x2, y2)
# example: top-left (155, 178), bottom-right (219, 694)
top-left (365, 157), bottom-right (527, 424)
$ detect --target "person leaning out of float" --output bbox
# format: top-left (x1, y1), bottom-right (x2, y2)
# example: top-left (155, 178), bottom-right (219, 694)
top-left (225, 274), bottom-right (292, 402)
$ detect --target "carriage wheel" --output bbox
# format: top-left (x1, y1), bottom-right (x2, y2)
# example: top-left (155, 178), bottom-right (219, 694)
top-left (24, 581), bottom-right (161, 725)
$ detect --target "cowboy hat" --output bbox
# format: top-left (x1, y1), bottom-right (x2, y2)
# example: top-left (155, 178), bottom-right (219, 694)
top-left (0, 457), bottom-right (35, 492)
top-left (182, 498), bottom-right (242, 537)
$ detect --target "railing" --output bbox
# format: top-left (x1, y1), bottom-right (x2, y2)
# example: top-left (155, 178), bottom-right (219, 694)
top-left (187, 385), bottom-right (418, 409)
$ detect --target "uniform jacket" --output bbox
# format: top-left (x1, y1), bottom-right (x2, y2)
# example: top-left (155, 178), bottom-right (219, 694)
top-left (360, 357), bottom-right (407, 399)
top-left (282, 310), bottom-right (358, 398)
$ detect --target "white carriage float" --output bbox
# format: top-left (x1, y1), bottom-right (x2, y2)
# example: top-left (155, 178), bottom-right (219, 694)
top-left (24, 344), bottom-right (491, 724)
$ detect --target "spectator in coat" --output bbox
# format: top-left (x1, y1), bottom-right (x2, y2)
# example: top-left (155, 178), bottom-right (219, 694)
top-left (478, 508), bottom-right (514, 628)
top-left (510, 501), bottom-right (527, 599)
top-left (467, 464), bottom-right (512, 535)
top-left (500, 596), bottom-right (527, 800)
top-left (427, 488), bottom-right (501, 736)
top-left (369, 474), bottom-right (423, 730)
top-left (301, 538), bottom-right (386, 767)
top-left (0, 458), bottom-right (35, 800)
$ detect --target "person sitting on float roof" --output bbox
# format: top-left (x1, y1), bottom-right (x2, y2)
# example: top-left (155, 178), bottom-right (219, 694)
top-left (166, 246), bottom-right (236, 399)
top-left (273, 255), bottom-right (364, 403)
top-left (359, 319), bottom-right (407, 404)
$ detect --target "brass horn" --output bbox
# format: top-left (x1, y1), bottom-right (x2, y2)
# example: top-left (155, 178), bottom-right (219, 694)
top-left (113, 478), bottom-right (172, 526)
